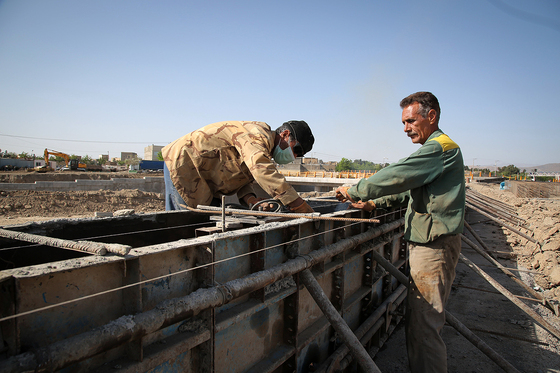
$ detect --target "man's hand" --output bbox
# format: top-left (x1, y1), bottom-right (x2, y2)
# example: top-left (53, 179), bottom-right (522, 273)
top-left (288, 197), bottom-right (314, 213)
top-left (335, 187), bottom-right (355, 203)
top-left (349, 200), bottom-right (376, 212)
top-left (244, 195), bottom-right (274, 211)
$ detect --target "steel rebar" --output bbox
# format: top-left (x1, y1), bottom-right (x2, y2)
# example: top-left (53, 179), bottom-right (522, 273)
top-left (323, 286), bottom-right (408, 373)
top-left (466, 197), bottom-right (526, 227)
top-left (459, 253), bottom-right (560, 340)
top-left (300, 269), bottom-right (382, 373)
top-left (0, 228), bottom-right (131, 256)
top-left (445, 311), bottom-right (521, 373)
top-left (461, 233), bottom-right (545, 303)
top-left (467, 189), bottom-right (516, 212)
top-left (466, 202), bottom-right (538, 245)
top-left (187, 205), bottom-right (381, 223)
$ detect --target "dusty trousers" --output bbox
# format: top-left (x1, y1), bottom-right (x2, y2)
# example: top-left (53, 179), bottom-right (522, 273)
top-left (405, 234), bottom-right (461, 373)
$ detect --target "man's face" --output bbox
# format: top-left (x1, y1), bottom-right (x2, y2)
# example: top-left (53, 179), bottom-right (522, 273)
top-left (401, 102), bottom-right (437, 145)
top-left (279, 130), bottom-right (298, 156)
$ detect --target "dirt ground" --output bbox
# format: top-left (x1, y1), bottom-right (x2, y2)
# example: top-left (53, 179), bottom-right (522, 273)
top-left (0, 189), bottom-right (165, 225)
top-left (1, 173), bottom-right (559, 371)
top-left (0, 171), bottom-right (165, 226)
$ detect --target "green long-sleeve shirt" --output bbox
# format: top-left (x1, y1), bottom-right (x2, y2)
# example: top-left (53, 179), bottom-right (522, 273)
top-left (347, 129), bottom-right (465, 243)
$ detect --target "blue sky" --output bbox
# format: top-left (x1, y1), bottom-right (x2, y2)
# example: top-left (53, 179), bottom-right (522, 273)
top-left (0, 0), bottom-right (558, 169)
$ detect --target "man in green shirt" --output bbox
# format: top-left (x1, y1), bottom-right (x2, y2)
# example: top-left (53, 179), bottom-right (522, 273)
top-left (335, 92), bottom-right (465, 373)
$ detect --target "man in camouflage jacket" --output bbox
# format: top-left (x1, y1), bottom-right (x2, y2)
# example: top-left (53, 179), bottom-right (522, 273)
top-left (162, 120), bottom-right (315, 213)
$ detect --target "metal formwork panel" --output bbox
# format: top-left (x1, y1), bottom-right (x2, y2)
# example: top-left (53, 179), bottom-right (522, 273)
top-left (0, 206), bottom-right (406, 373)
top-left (15, 260), bottom-right (126, 347)
top-left (139, 247), bottom-right (201, 311)
top-left (215, 302), bottom-right (284, 372)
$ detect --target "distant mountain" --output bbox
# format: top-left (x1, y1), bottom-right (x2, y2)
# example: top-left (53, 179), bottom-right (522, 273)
top-left (526, 163), bottom-right (560, 173)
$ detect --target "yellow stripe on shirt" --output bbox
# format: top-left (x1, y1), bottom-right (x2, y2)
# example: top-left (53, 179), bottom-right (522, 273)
top-left (430, 134), bottom-right (459, 152)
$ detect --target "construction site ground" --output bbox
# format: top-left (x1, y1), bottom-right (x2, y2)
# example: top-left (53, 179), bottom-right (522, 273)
top-left (1, 171), bottom-right (559, 372)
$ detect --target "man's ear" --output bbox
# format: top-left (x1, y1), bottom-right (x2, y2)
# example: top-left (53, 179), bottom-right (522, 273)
top-left (281, 129), bottom-right (291, 141)
top-left (428, 109), bottom-right (437, 125)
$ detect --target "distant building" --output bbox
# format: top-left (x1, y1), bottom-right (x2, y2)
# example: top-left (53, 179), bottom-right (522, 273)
top-left (276, 157), bottom-right (337, 172)
top-left (144, 145), bottom-right (164, 161)
top-left (99, 154), bottom-right (109, 161)
top-left (302, 158), bottom-right (319, 164)
top-left (121, 152), bottom-right (137, 161)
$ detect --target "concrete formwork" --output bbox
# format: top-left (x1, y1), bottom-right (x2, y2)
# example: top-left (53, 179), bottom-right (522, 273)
top-left (0, 202), bottom-right (407, 372)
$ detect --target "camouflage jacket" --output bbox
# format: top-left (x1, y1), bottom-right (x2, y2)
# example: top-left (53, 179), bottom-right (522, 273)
top-left (162, 121), bottom-right (300, 208)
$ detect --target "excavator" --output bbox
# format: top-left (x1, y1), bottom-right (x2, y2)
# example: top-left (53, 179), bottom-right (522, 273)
top-left (36, 149), bottom-right (91, 172)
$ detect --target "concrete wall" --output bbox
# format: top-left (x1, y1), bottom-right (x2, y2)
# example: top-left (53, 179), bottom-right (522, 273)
top-left (0, 177), bottom-right (164, 193)
top-left (0, 159), bottom-right (34, 169)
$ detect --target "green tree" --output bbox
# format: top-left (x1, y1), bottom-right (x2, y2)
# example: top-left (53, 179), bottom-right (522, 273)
top-left (336, 158), bottom-right (353, 171)
top-left (352, 159), bottom-right (380, 171)
top-left (157, 151), bottom-right (164, 161)
top-left (498, 164), bottom-right (520, 176)
top-left (81, 155), bottom-right (93, 164)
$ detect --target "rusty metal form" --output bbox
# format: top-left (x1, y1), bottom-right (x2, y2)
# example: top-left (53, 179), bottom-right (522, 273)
top-left (0, 202), bottom-right (407, 372)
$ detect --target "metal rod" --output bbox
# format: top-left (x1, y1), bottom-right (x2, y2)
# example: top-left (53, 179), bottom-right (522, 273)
top-left (454, 284), bottom-right (541, 302)
top-left (467, 189), bottom-right (516, 212)
top-left (466, 193), bottom-right (524, 226)
top-left (316, 285), bottom-right (408, 373)
top-left (459, 252), bottom-right (560, 341)
top-left (221, 195), bottom-right (226, 232)
top-left (466, 202), bottom-right (538, 245)
top-left (187, 205), bottom-right (381, 223)
top-left (460, 234), bottom-right (545, 303)
top-left (466, 199), bottom-right (526, 228)
top-left (369, 247), bottom-right (408, 285)
top-left (464, 221), bottom-right (498, 259)
top-left (0, 219), bottom-right (404, 372)
top-left (299, 269), bottom-right (381, 373)
top-left (445, 311), bottom-right (521, 373)
top-left (467, 327), bottom-right (550, 346)
top-left (0, 228), bottom-right (131, 256)
top-left (466, 193), bottom-right (519, 219)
